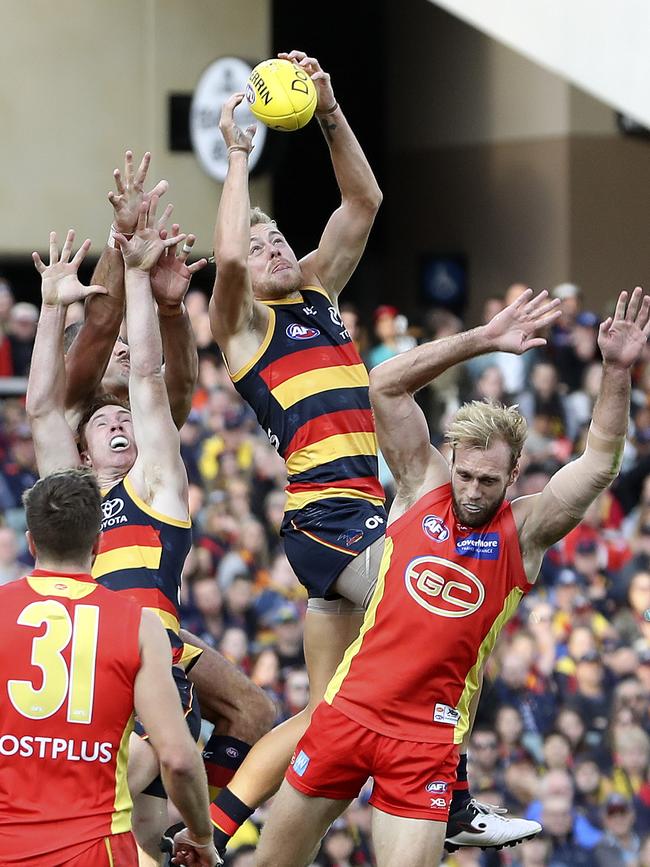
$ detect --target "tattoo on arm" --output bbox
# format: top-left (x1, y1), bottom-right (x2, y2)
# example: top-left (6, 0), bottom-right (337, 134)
top-left (318, 117), bottom-right (337, 143)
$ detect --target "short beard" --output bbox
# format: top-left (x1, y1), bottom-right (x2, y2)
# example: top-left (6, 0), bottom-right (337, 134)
top-left (451, 491), bottom-right (506, 528)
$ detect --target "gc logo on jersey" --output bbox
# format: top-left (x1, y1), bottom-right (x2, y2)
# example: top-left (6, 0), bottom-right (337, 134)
top-left (404, 555), bottom-right (485, 618)
top-left (422, 514), bottom-right (449, 543)
top-left (286, 323), bottom-right (320, 341)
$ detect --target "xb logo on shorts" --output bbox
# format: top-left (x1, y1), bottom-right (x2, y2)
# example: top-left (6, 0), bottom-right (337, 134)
top-left (286, 323), bottom-right (320, 340)
top-left (422, 514), bottom-right (449, 543)
top-left (404, 555), bottom-right (485, 618)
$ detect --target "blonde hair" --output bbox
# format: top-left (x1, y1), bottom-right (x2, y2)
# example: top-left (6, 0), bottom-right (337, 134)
top-left (250, 206), bottom-right (275, 227)
top-left (446, 400), bottom-right (527, 467)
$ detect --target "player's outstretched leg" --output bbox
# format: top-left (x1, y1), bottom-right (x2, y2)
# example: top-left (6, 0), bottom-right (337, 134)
top-left (372, 808), bottom-right (446, 867)
top-left (255, 780), bottom-right (351, 867)
top-left (208, 609), bottom-right (363, 856)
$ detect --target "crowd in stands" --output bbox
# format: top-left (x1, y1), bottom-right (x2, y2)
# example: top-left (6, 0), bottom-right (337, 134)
top-left (4, 275), bottom-right (650, 866)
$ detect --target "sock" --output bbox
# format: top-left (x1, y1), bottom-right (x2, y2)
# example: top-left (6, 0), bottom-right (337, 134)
top-left (202, 734), bottom-right (251, 795)
top-left (210, 787), bottom-right (255, 851)
top-left (450, 753), bottom-right (471, 813)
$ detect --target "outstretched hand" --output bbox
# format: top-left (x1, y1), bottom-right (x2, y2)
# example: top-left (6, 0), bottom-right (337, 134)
top-left (219, 93), bottom-right (256, 155)
top-left (151, 226), bottom-right (208, 312)
top-left (483, 288), bottom-right (561, 355)
top-left (114, 197), bottom-right (185, 272)
top-left (598, 286), bottom-right (650, 369)
top-left (278, 50), bottom-right (336, 113)
top-left (108, 150), bottom-right (169, 235)
top-left (32, 230), bottom-right (107, 307)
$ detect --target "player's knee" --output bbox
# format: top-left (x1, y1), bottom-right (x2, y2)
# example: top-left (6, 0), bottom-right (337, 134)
top-left (248, 683), bottom-right (276, 739)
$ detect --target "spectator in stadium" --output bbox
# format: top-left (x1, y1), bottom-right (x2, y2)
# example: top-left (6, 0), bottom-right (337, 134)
top-left (592, 793), bottom-right (640, 867)
top-left (6, 301), bottom-right (38, 376)
top-left (0, 524), bottom-right (22, 585)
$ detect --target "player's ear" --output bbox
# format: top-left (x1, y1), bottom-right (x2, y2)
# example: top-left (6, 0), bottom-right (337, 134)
top-left (25, 531), bottom-right (36, 560)
top-left (508, 459), bottom-right (521, 487)
top-left (91, 531), bottom-right (103, 559)
top-left (79, 450), bottom-right (93, 468)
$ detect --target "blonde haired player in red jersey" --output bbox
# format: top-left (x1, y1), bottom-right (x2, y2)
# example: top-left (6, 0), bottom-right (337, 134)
top-left (0, 469), bottom-right (217, 867)
top-left (253, 286), bottom-right (650, 867)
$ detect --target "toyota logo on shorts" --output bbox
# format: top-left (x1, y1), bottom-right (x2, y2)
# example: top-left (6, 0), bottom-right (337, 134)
top-left (101, 498), bottom-right (124, 521)
top-left (404, 555), bottom-right (485, 618)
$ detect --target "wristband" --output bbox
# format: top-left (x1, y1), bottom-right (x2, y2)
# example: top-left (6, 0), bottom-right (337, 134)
top-left (183, 838), bottom-right (213, 849)
top-left (316, 101), bottom-right (338, 116)
top-left (227, 145), bottom-right (250, 157)
top-left (107, 224), bottom-right (134, 249)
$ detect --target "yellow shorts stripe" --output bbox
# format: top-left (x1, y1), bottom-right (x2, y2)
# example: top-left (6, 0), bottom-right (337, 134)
top-left (285, 487), bottom-right (385, 513)
top-left (104, 837), bottom-right (114, 867)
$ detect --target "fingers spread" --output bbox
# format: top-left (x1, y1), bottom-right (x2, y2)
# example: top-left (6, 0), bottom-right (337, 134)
top-left (60, 229), bottom-right (76, 264)
top-left (614, 290), bottom-right (628, 321)
top-left (71, 238), bottom-right (92, 267)
top-left (113, 168), bottom-right (125, 196)
top-left (134, 151), bottom-right (151, 189)
top-left (32, 252), bottom-right (44, 274)
top-left (49, 231), bottom-right (58, 265)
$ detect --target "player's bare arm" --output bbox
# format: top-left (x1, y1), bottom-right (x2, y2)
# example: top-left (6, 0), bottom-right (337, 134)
top-left (515, 286), bottom-right (650, 581)
top-left (280, 50), bottom-right (383, 301)
top-left (370, 289), bottom-right (561, 512)
top-left (152, 225), bottom-right (206, 428)
top-left (65, 151), bottom-right (168, 415)
top-left (209, 93), bottom-right (268, 372)
top-left (134, 611), bottom-right (217, 866)
top-left (114, 200), bottom-right (190, 522)
top-left (27, 230), bottom-right (107, 476)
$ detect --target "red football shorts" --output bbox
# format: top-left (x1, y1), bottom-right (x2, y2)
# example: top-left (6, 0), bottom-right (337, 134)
top-left (57, 833), bottom-right (138, 866)
top-left (286, 702), bottom-right (459, 821)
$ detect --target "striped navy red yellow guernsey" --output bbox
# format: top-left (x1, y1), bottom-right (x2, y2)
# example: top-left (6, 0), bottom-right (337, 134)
top-left (92, 475), bottom-right (191, 665)
top-left (0, 571), bottom-right (141, 866)
top-left (230, 287), bottom-right (385, 513)
top-left (325, 483), bottom-right (531, 744)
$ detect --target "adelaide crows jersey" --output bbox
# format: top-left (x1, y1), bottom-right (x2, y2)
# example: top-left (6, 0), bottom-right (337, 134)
top-left (92, 475), bottom-right (191, 664)
top-left (230, 287), bottom-right (385, 514)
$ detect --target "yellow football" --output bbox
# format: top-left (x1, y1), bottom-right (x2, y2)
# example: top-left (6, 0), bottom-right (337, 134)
top-left (245, 58), bottom-right (317, 132)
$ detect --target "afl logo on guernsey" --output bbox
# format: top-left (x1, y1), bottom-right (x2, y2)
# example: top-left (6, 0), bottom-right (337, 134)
top-left (404, 555), bottom-right (485, 618)
top-left (422, 514), bottom-right (449, 543)
top-left (286, 323), bottom-right (320, 340)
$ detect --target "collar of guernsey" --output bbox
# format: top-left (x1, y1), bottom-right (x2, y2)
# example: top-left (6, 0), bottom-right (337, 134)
top-left (92, 475), bottom-right (191, 645)
top-left (226, 286), bottom-right (385, 513)
top-left (324, 482), bottom-right (530, 745)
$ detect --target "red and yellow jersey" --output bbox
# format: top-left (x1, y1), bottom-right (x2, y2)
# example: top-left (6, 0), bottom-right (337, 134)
top-left (325, 483), bottom-right (530, 744)
top-left (229, 287), bottom-right (385, 514)
top-left (0, 570), bottom-right (141, 866)
top-left (92, 476), bottom-right (191, 665)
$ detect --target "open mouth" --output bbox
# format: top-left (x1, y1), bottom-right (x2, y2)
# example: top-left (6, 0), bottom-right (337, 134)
top-left (271, 262), bottom-right (290, 273)
top-left (110, 435), bottom-right (130, 451)
top-left (463, 504), bottom-right (482, 513)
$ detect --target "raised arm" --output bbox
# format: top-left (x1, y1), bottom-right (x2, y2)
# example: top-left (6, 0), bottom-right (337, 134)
top-left (151, 227), bottom-right (206, 428)
top-left (27, 231), bottom-right (107, 476)
top-left (64, 151), bottom-right (168, 412)
top-left (209, 94), bottom-right (258, 349)
top-left (114, 202), bottom-right (189, 522)
top-left (280, 51), bottom-right (383, 300)
top-left (370, 290), bottom-right (560, 505)
top-left (517, 287), bottom-right (650, 561)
